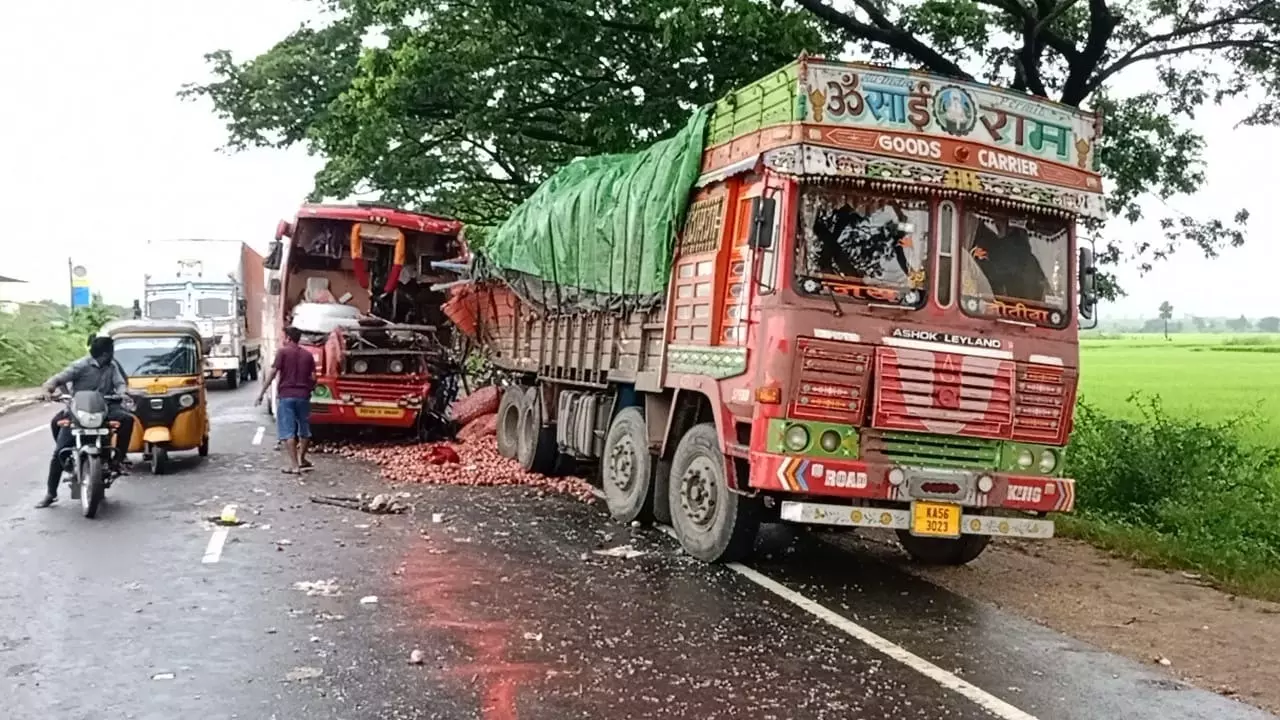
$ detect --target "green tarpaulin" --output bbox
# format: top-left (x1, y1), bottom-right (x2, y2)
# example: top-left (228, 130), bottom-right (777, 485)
top-left (475, 107), bottom-right (710, 311)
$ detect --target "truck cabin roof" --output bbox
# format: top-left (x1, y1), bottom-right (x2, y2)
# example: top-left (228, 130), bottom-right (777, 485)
top-left (287, 203), bottom-right (462, 238)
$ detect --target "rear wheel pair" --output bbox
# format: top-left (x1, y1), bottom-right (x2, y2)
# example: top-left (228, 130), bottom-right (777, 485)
top-left (496, 386), bottom-right (558, 475)
top-left (602, 414), bottom-right (759, 563)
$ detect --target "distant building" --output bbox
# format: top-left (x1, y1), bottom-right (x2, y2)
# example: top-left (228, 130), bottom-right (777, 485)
top-left (0, 276), bottom-right (26, 314)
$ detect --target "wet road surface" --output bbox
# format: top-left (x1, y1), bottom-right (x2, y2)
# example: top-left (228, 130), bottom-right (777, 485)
top-left (0, 388), bottom-right (1273, 719)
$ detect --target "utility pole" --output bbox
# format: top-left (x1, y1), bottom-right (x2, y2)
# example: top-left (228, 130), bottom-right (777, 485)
top-left (67, 256), bottom-right (73, 311)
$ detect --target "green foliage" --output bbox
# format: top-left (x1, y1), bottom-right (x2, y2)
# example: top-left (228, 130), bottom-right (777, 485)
top-left (182, 0), bottom-right (834, 225)
top-left (1068, 396), bottom-right (1280, 596)
top-left (0, 301), bottom-right (122, 388)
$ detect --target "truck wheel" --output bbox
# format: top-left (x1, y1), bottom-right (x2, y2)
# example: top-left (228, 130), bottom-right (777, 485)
top-left (601, 407), bottom-right (654, 524)
top-left (227, 370), bottom-right (240, 390)
top-left (668, 423), bottom-right (760, 563)
top-left (895, 531), bottom-right (991, 566)
top-left (516, 386), bottom-right (556, 475)
top-left (496, 387), bottom-right (524, 459)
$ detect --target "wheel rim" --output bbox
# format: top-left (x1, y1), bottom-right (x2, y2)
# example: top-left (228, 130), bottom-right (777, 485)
top-left (679, 456), bottom-right (719, 529)
top-left (501, 402), bottom-right (520, 442)
top-left (607, 434), bottom-right (637, 494)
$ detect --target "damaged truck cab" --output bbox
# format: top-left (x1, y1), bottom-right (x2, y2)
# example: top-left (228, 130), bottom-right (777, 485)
top-left (263, 203), bottom-right (465, 437)
top-left (446, 57), bottom-right (1104, 564)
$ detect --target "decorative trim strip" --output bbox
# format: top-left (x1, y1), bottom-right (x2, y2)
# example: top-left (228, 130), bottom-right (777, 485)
top-left (881, 336), bottom-right (1014, 360)
top-left (666, 344), bottom-right (748, 379)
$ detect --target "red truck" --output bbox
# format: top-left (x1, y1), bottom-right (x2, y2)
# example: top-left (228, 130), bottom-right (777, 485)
top-left (262, 203), bottom-right (465, 437)
top-left (446, 56), bottom-right (1104, 564)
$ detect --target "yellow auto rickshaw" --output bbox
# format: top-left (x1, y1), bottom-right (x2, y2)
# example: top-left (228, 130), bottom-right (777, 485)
top-left (99, 319), bottom-right (210, 474)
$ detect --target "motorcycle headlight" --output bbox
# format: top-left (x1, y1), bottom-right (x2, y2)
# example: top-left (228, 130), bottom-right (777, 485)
top-left (353, 360), bottom-right (369, 374)
top-left (75, 410), bottom-right (104, 428)
top-left (389, 359), bottom-right (405, 374)
top-left (179, 393), bottom-right (196, 409)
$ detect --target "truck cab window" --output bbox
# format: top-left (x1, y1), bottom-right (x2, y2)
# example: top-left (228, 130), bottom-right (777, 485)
top-left (147, 299), bottom-right (181, 319)
top-left (795, 188), bottom-right (929, 308)
top-left (960, 209), bottom-right (1070, 328)
top-left (196, 297), bottom-right (232, 318)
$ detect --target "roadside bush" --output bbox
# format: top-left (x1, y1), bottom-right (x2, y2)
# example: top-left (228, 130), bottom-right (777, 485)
top-left (0, 302), bottom-right (120, 388)
top-left (1068, 395), bottom-right (1280, 583)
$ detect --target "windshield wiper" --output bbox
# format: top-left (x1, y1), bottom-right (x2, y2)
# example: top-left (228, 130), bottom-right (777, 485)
top-left (820, 283), bottom-right (845, 317)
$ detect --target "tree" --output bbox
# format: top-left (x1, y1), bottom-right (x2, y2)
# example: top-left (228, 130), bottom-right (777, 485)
top-left (1258, 316), bottom-right (1280, 333)
top-left (1158, 300), bottom-right (1174, 339)
top-left (1225, 314), bottom-right (1252, 332)
top-left (185, 0), bottom-right (1279, 291)
top-left (182, 0), bottom-right (834, 224)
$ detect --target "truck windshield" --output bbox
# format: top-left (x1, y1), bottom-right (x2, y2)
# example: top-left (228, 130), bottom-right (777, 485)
top-left (795, 187), bottom-right (929, 308)
top-left (197, 297), bottom-right (232, 318)
top-left (959, 209), bottom-right (1070, 328)
top-left (147, 299), bottom-right (181, 319)
top-left (114, 336), bottom-right (200, 377)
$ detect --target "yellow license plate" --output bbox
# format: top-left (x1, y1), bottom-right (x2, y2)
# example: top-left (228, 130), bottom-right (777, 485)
top-left (911, 501), bottom-right (962, 538)
top-left (355, 406), bottom-right (405, 419)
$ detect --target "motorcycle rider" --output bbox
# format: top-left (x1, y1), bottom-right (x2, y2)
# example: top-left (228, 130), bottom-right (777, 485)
top-left (36, 336), bottom-right (135, 508)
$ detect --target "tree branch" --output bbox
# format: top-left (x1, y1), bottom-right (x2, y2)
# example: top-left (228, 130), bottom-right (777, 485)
top-left (792, 0), bottom-right (973, 80)
top-left (1086, 39), bottom-right (1280, 95)
top-left (1060, 0), bottom-right (1118, 105)
top-left (974, 0), bottom-right (1081, 61)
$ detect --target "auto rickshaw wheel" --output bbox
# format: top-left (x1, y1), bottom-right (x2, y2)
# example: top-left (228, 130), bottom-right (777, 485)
top-left (199, 435), bottom-right (209, 458)
top-left (150, 446), bottom-right (168, 475)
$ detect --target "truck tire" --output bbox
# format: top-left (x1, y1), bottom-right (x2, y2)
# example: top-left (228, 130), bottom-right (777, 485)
top-left (651, 457), bottom-right (673, 526)
top-left (516, 386), bottom-right (556, 475)
top-left (227, 370), bottom-right (240, 390)
top-left (895, 530), bottom-right (991, 566)
top-left (496, 387), bottom-right (524, 459)
top-left (668, 423), bottom-right (760, 563)
top-left (601, 407), bottom-right (654, 524)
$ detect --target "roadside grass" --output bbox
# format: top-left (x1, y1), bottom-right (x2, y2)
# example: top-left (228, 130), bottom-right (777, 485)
top-left (1068, 335), bottom-right (1280, 601)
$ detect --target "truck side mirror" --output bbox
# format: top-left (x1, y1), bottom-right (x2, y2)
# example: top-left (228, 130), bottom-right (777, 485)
top-left (748, 196), bottom-right (777, 250)
top-left (267, 278), bottom-right (282, 296)
top-left (264, 240), bottom-right (283, 271)
top-left (1078, 246), bottom-right (1098, 329)
top-left (237, 298), bottom-right (247, 316)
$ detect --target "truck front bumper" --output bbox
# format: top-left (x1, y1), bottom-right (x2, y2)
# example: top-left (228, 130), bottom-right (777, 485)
top-left (749, 450), bottom-right (1072, 539)
top-left (308, 398), bottom-right (420, 429)
top-left (779, 501), bottom-right (1055, 539)
top-left (204, 356), bottom-right (241, 372)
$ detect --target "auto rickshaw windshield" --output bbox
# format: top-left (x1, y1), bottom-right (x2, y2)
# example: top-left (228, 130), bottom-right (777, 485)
top-left (113, 336), bottom-right (200, 377)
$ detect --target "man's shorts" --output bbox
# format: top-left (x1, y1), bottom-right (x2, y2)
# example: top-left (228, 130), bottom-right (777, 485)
top-left (277, 397), bottom-right (312, 441)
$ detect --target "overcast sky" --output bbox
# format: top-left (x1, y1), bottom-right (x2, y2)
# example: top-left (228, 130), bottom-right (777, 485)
top-left (1, 0), bottom-right (1274, 320)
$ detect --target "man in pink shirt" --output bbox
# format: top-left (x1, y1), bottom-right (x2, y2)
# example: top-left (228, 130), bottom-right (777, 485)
top-left (256, 327), bottom-right (317, 473)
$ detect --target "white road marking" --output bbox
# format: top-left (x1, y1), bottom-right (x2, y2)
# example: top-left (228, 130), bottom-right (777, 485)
top-left (202, 527), bottom-right (230, 564)
top-left (727, 563), bottom-right (1038, 720)
top-left (607, 487), bottom-right (1037, 720)
top-left (252, 426), bottom-right (265, 446)
top-left (0, 425), bottom-right (45, 447)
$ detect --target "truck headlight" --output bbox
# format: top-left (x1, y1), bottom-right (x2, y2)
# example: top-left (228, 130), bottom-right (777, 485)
top-left (819, 430), bottom-right (841, 452)
top-left (1016, 449), bottom-right (1034, 469)
top-left (1038, 449), bottom-right (1058, 473)
top-left (353, 360), bottom-right (369, 373)
top-left (784, 424), bottom-right (810, 451)
top-left (75, 410), bottom-right (104, 428)
top-left (389, 359), bottom-right (405, 374)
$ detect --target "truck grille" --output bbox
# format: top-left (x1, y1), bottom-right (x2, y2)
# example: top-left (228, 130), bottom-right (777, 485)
top-left (872, 346), bottom-right (1015, 439)
top-left (1013, 364), bottom-right (1072, 444)
top-left (863, 430), bottom-right (999, 469)
top-left (788, 337), bottom-right (872, 424)
top-left (334, 378), bottom-right (427, 404)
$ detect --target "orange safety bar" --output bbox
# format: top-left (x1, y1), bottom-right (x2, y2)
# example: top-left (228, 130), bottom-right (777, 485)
top-left (349, 224), bottom-right (406, 294)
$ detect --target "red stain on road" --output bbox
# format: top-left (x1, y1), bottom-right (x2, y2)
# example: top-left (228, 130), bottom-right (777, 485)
top-left (399, 543), bottom-right (547, 720)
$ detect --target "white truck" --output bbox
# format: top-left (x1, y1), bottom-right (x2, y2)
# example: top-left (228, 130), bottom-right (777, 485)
top-left (142, 239), bottom-right (265, 388)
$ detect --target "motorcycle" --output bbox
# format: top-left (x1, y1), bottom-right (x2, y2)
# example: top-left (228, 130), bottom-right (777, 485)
top-left (54, 390), bottom-right (130, 518)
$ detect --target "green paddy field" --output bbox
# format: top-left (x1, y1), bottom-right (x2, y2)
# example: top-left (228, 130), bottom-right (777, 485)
top-left (1079, 333), bottom-right (1280, 444)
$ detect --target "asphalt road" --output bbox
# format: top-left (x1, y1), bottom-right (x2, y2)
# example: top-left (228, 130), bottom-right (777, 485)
top-left (0, 388), bottom-right (1273, 720)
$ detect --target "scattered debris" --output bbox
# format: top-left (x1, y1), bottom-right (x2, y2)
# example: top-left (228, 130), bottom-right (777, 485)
top-left (310, 493), bottom-right (408, 515)
top-left (285, 666), bottom-right (324, 682)
top-left (523, 632), bottom-right (543, 642)
top-left (409, 649), bottom-right (426, 665)
top-left (593, 545), bottom-right (647, 559)
top-left (293, 579), bottom-right (342, 597)
top-left (359, 595), bottom-right (379, 606)
top-left (151, 672), bottom-right (175, 681)
top-left (1156, 656), bottom-right (1173, 667)
top-left (432, 513), bottom-right (445, 524)
top-left (265, 628), bottom-right (278, 635)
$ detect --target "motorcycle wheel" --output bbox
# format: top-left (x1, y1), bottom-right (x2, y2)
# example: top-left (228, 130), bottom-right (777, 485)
top-left (81, 456), bottom-right (104, 519)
